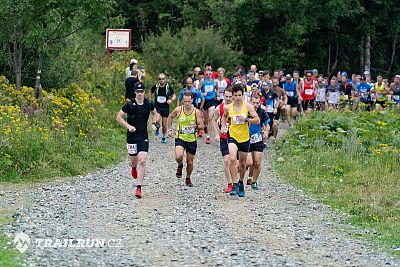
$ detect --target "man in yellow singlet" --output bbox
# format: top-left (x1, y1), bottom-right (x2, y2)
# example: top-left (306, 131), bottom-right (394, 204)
top-left (167, 92), bottom-right (204, 187)
top-left (220, 84), bottom-right (260, 197)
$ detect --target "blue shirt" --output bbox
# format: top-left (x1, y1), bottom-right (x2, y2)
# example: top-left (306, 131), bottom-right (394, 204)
top-left (283, 82), bottom-right (297, 98)
top-left (249, 106), bottom-right (270, 137)
top-left (178, 87), bottom-right (204, 108)
top-left (201, 78), bottom-right (216, 100)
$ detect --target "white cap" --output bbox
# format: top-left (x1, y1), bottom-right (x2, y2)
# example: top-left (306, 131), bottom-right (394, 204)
top-left (363, 70), bottom-right (370, 75)
top-left (130, 58), bottom-right (138, 64)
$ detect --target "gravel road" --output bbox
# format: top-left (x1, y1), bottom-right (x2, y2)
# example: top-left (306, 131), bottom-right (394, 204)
top-left (1, 131), bottom-right (399, 266)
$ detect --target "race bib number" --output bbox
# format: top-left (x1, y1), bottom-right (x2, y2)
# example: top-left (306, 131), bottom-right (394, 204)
top-left (387, 95), bottom-right (392, 101)
top-left (197, 97), bottom-right (202, 104)
top-left (377, 93), bottom-right (383, 99)
top-left (305, 89), bottom-right (313, 95)
top-left (328, 92), bottom-right (339, 104)
top-left (250, 133), bottom-right (262, 144)
top-left (394, 95), bottom-right (400, 100)
top-left (157, 96), bottom-right (167, 103)
top-left (287, 91), bottom-right (294, 97)
top-left (182, 125), bottom-right (196, 134)
top-left (343, 95), bottom-right (349, 100)
top-left (266, 105), bottom-right (274, 113)
top-left (233, 114), bottom-right (246, 125)
top-left (205, 85), bottom-right (214, 93)
top-left (127, 144), bottom-right (137, 155)
top-left (361, 92), bottom-right (368, 98)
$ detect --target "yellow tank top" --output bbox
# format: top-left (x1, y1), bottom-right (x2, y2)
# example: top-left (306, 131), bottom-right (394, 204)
top-left (375, 83), bottom-right (386, 101)
top-left (176, 106), bottom-right (197, 142)
top-left (228, 102), bottom-right (249, 143)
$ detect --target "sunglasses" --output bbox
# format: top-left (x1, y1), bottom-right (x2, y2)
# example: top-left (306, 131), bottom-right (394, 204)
top-left (136, 90), bottom-right (144, 93)
top-left (159, 78), bottom-right (166, 80)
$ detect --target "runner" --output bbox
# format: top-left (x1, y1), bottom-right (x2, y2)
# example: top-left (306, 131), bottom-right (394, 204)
top-left (283, 74), bottom-right (300, 125)
top-left (246, 94), bottom-right (269, 190)
top-left (372, 75), bottom-right (391, 109)
top-left (216, 67), bottom-right (232, 106)
top-left (220, 84), bottom-right (260, 197)
top-left (149, 73), bottom-right (176, 143)
top-left (356, 76), bottom-right (373, 111)
top-left (315, 76), bottom-right (327, 111)
top-left (200, 70), bottom-right (219, 144)
top-left (390, 75), bottom-right (400, 107)
top-left (116, 82), bottom-right (159, 199)
top-left (299, 70), bottom-right (318, 115)
top-left (177, 77), bottom-right (205, 110)
top-left (327, 77), bottom-right (340, 109)
top-left (167, 92), bottom-right (204, 187)
top-left (339, 73), bottom-right (352, 107)
top-left (213, 87), bottom-right (234, 193)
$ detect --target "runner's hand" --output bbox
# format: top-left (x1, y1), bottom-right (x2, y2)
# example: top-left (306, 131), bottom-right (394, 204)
top-left (167, 100), bottom-right (172, 104)
top-left (128, 125), bottom-right (136, 132)
top-left (215, 135), bottom-right (220, 142)
top-left (167, 129), bottom-right (173, 138)
top-left (151, 123), bottom-right (157, 132)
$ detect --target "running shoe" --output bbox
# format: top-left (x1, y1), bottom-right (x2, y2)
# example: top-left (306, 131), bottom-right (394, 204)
top-left (176, 164), bottom-right (183, 178)
top-left (251, 182), bottom-right (258, 190)
top-left (161, 137), bottom-right (167, 144)
top-left (185, 178), bottom-right (193, 187)
top-left (246, 178), bottom-right (253, 185)
top-left (204, 127), bottom-right (208, 135)
top-left (135, 188), bottom-right (142, 198)
top-left (230, 183), bottom-right (238, 196)
top-left (155, 127), bottom-right (160, 137)
top-left (238, 182), bottom-right (245, 197)
top-left (224, 184), bottom-right (233, 193)
top-left (198, 130), bottom-right (202, 137)
top-left (206, 136), bottom-right (210, 144)
top-left (131, 167), bottom-right (137, 179)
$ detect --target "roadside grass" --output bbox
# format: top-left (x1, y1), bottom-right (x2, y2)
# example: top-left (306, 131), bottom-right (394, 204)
top-left (275, 109), bottom-right (400, 256)
top-left (0, 217), bottom-right (24, 267)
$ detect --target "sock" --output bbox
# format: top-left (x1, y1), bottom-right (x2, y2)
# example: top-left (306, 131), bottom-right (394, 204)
top-left (233, 182), bottom-right (238, 186)
top-left (238, 180), bottom-right (244, 184)
top-left (186, 177), bottom-right (190, 180)
top-left (137, 185), bottom-right (142, 189)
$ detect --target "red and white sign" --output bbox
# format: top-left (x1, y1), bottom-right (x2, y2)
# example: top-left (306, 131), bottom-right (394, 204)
top-left (106, 29), bottom-right (131, 50)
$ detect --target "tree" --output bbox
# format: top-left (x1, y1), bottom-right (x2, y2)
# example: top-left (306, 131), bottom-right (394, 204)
top-left (0, 0), bottom-right (117, 89)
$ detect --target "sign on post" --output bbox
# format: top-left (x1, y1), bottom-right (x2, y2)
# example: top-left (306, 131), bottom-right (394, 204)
top-left (106, 29), bottom-right (131, 64)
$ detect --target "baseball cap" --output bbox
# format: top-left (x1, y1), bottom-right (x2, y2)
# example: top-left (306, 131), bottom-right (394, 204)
top-left (134, 82), bottom-right (145, 91)
top-left (363, 70), bottom-right (370, 75)
top-left (251, 83), bottom-right (258, 88)
top-left (285, 74), bottom-right (292, 79)
top-left (360, 76), bottom-right (365, 80)
top-left (312, 69), bottom-right (318, 74)
top-left (341, 71), bottom-right (348, 77)
top-left (130, 58), bottom-right (138, 64)
top-left (396, 75), bottom-right (400, 78)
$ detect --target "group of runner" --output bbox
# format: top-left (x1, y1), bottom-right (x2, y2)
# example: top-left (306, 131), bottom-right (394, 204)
top-left (119, 60), bottom-right (400, 198)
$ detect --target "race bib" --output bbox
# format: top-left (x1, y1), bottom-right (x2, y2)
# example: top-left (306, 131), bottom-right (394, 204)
top-left (361, 92), bottom-right (368, 98)
top-left (343, 95), bottom-right (349, 100)
top-left (250, 133), bottom-right (262, 144)
top-left (219, 92), bottom-right (225, 99)
top-left (233, 114), bottom-right (246, 124)
top-left (305, 89), bottom-right (313, 95)
top-left (127, 144), bottom-right (137, 155)
top-left (157, 96), bottom-right (167, 103)
top-left (287, 91), bottom-right (294, 97)
top-left (197, 97), bottom-right (202, 104)
top-left (387, 95), bottom-right (392, 101)
top-left (328, 92), bottom-right (339, 104)
top-left (394, 95), bottom-right (400, 100)
top-left (205, 85), bottom-right (214, 93)
top-left (266, 105), bottom-right (274, 113)
top-left (377, 93), bottom-right (383, 99)
top-left (182, 125), bottom-right (196, 134)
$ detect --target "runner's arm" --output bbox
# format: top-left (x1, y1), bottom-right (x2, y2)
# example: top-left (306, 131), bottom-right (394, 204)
top-left (167, 107), bottom-right (179, 133)
top-left (212, 107), bottom-right (221, 137)
top-left (220, 105), bottom-right (230, 133)
top-left (246, 103), bottom-right (260, 125)
top-left (116, 110), bottom-right (135, 132)
top-left (196, 109), bottom-right (204, 130)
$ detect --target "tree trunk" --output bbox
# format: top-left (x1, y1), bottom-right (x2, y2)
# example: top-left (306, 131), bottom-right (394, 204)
top-left (387, 31), bottom-right (398, 74)
top-left (328, 41), bottom-right (339, 78)
top-left (365, 34), bottom-right (371, 72)
top-left (360, 35), bottom-right (365, 73)
top-left (13, 40), bottom-right (23, 90)
top-left (34, 54), bottom-right (43, 99)
top-left (327, 36), bottom-right (331, 74)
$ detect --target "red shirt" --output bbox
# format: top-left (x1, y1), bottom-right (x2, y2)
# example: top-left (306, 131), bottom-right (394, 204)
top-left (219, 103), bottom-right (230, 139)
top-left (301, 79), bottom-right (316, 100)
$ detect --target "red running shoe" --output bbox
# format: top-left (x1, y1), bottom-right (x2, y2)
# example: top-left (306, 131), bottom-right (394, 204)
top-left (185, 178), bottom-right (193, 187)
top-left (135, 188), bottom-right (142, 198)
top-left (206, 136), bottom-right (210, 144)
top-left (131, 167), bottom-right (137, 179)
top-left (198, 130), bottom-right (202, 137)
top-left (176, 164), bottom-right (183, 178)
top-left (224, 183), bottom-right (233, 193)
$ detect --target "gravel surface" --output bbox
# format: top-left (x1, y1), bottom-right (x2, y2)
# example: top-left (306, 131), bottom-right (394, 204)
top-left (1, 129), bottom-right (399, 266)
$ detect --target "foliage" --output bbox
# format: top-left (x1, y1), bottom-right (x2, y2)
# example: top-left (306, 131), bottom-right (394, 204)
top-left (276, 109), bottom-right (400, 254)
top-left (0, 72), bottom-right (126, 182)
top-left (142, 26), bottom-right (241, 82)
